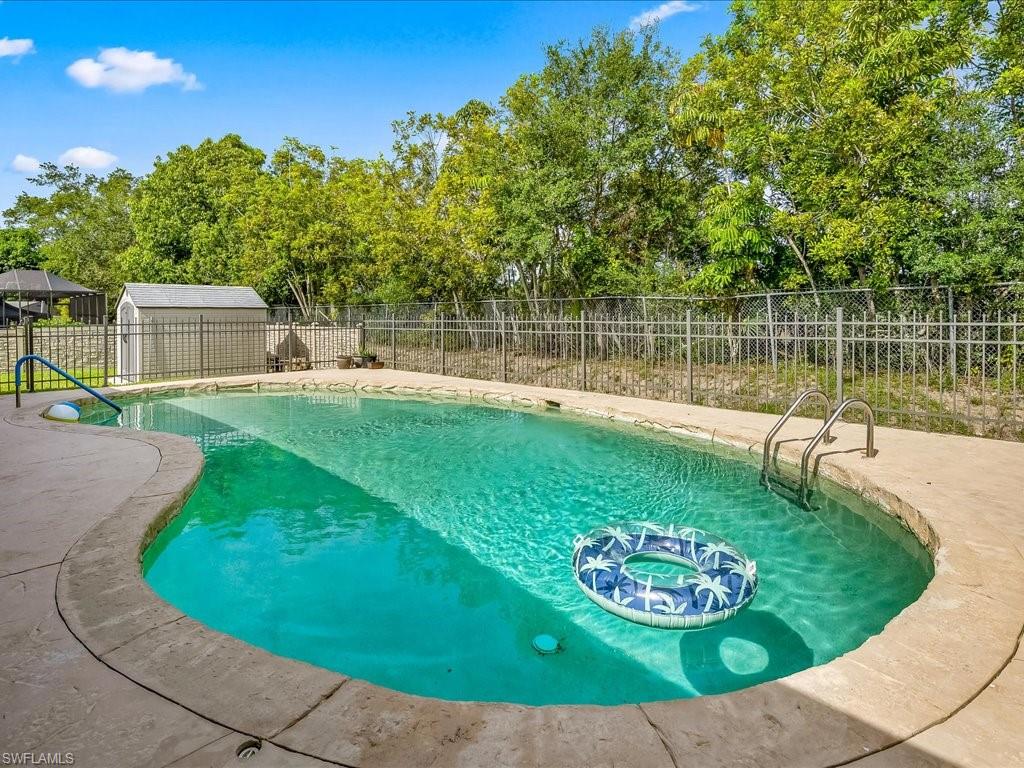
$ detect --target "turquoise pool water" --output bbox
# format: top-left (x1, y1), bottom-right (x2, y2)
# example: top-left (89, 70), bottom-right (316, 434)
top-left (85, 392), bottom-right (932, 705)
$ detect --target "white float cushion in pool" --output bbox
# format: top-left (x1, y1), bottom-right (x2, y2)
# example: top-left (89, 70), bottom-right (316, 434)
top-left (45, 402), bottom-right (81, 422)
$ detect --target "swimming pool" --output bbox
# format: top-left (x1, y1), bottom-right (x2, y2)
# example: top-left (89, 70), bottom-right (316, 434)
top-left (85, 391), bottom-right (932, 706)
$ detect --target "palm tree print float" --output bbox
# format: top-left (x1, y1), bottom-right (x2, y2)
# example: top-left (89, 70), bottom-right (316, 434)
top-left (572, 522), bottom-right (758, 630)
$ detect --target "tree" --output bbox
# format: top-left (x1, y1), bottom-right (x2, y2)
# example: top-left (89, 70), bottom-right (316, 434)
top-left (903, 93), bottom-right (1018, 287)
top-left (0, 227), bottom-right (42, 272)
top-left (125, 134), bottom-right (265, 285)
top-left (3, 164), bottom-right (135, 296)
top-left (673, 0), bottom-right (992, 299)
top-left (975, 0), bottom-right (1024, 284)
top-left (497, 27), bottom-right (713, 300)
top-left (236, 139), bottom-right (353, 311)
top-left (386, 102), bottom-right (505, 306)
top-left (979, 0), bottom-right (1024, 131)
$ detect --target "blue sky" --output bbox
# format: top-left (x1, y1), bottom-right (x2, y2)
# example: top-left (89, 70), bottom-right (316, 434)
top-left (0, 1), bottom-right (731, 211)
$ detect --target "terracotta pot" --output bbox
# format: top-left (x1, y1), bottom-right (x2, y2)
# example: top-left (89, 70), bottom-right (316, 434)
top-left (336, 355), bottom-right (353, 369)
top-left (368, 361), bottom-right (385, 369)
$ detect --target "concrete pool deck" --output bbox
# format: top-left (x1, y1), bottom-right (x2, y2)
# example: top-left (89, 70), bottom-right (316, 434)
top-left (1, 369), bottom-right (1022, 767)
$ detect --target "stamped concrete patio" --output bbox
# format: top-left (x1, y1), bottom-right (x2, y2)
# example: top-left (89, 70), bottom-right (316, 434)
top-left (1, 368), bottom-right (1022, 767)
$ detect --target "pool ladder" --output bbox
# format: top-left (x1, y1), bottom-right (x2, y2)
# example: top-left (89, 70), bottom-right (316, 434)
top-left (761, 389), bottom-right (877, 508)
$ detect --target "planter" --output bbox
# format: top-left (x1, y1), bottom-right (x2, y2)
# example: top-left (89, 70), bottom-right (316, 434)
top-left (336, 355), bottom-right (353, 370)
top-left (353, 353), bottom-right (378, 368)
top-left (368, 361), bottom-right (385, 370)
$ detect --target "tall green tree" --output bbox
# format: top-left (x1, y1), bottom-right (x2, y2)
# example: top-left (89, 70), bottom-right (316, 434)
top-left (498, 27), bottom-right (713, 300)
top-left (673, 0), bottom-right (993, 298)
top-left (125, 134), bottom-right (265, 285)
top-left (976, 0), bottom-right (1024, 282)
top-left (3, 164), bottom-right (135, 296)
top-left (0, 227), bottom-right (42, 272)
top-left (236, 139), bottom-right (354, 311)
top-left (385, 102), bottom-right (505, 306)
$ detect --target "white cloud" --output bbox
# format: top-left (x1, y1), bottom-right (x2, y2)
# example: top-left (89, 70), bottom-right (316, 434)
top-left (11, 153), bottom-right (40, 173)
top-left (629, 1), bottom-right (699, 29)
top-left (58, 146), bottom-right (118, 169)
top-left (0, 37), bottom-right (35, 59)
top-left (66, 47), bottom-right (201, 93)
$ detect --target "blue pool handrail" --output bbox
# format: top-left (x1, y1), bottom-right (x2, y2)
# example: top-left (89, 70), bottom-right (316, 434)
top-left (14, 354), bottom-right (122, 414)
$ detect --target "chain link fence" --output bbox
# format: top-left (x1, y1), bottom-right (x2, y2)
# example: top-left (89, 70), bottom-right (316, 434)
top-left (271, 282), bottom-right (1024, 323)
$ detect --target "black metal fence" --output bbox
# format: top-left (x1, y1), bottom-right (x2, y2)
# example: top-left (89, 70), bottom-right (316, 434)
top-left (4, 297), bottom-right (1023, 441)
top-left (0, 320), bottom-right (358, 392)
top-left (360, 308), bottom-right (1024, 440)
top-left (1, 320), bottom-right (115, 394)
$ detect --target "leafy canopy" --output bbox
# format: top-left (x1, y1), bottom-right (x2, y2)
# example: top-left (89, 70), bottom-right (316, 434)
top-left (2, 7), bottom-right (1022, 308)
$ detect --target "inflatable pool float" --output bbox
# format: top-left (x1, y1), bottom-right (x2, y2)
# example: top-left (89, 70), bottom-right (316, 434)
top-left (572, 522), bottom-right (758, 629)
top-left (44, 401), bottom-right (82, 423)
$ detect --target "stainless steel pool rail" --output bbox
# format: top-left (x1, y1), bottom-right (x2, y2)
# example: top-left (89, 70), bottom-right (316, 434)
top-left (799, 398), bottom-right (877, 507)
top-left (760, 389), bottom-right (834, 489)
top-left (14, 354), bottom-right (122, 414)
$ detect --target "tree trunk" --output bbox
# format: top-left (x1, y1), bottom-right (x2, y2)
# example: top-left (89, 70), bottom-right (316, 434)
top-left (515, 260), bottom-right (539, 318)
top-left (287, 274), bottom-right (311, 320)
top-left (785, 235), bottom-right (820, 308)
top-left (453, 291), bottom-right (479, 347)
top-left (857, 266), bottom-right (876, 319)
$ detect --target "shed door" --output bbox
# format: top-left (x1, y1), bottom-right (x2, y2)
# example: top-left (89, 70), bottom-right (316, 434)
top-left (119, 304), bottom-right (135, 380)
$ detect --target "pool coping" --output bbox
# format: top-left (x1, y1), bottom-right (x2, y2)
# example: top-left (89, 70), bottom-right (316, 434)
top-left (12, 370), bottom-right (1024, 768)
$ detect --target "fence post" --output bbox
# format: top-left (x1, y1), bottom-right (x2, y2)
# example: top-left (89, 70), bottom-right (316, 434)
top-left (766, 292), bottom-right (778, 372)
top-left (641, 296), bottom-right (653, 358)
top-left (500, 312), bottom-right (508, 382)
top-left (139, 319), bottom-right (145, 383)
top-left (311, 318), bottom-right (317, 369)
top-left (25, 319), bottom-right (34, 392)
top-left (440, 314), bottom-right (446, 376)
top-left (287, 319), bottom-right (294, 372)
top-left (580, 309), bottom-right (587, 391)
top-left (103, 315), bottom-right (109, 386)
top-left (835, 307), bottom-right (844, 405)
top-left (947, 287), bottom-right (956, 379)
top-left (685, 309), bottom-right (693, 403)
top-left (199, 315), bottom-right (205, 378)
top-left (391, 313), bottom-right (397, 369)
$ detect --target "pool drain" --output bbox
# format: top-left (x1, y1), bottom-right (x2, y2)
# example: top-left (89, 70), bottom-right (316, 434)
top-left (532, 634), bottom-right (560, 654)
top-left (236, 739), bottom-right (262, 760)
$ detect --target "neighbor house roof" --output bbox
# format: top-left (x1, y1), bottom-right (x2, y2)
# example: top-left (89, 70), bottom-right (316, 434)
top-left (0, 269), bottom-right (99, 298)
top-left (120, 283), bottom-right (268, 309)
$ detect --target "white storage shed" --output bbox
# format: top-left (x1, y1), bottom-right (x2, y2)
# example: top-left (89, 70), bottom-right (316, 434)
top-left (116, 283), bottom-right (269, 382)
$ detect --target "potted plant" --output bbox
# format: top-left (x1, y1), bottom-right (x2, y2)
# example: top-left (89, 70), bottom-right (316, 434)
top-left (353, 347), bottom-right (378, 368)
top-left (336, 353), bottom-right (353, 369)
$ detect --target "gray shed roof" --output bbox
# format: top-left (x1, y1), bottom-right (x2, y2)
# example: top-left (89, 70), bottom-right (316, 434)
top-left (121, 283), bottom-right (268, 309)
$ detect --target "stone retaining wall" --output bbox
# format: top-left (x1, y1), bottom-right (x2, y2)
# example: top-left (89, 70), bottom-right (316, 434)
top-left (0, 325), bottom-right (112, 376)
